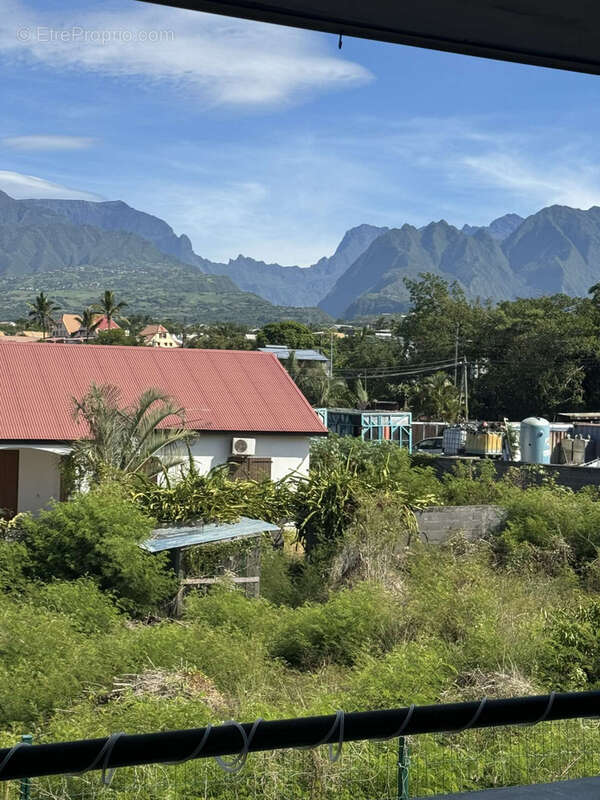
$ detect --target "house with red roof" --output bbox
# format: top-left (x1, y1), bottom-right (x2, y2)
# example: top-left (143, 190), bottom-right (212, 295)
top-left (0, 341), bottom-right (326, 516)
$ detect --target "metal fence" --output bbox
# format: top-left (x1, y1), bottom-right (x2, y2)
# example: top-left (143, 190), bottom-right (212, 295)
top-left (8, 739), bottom-right (400, 800)
top-left (6, 717), bottom-right (600, 799)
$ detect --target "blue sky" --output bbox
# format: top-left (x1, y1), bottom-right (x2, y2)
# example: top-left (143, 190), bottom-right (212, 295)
top-left (2, 0), bottom-right (600, 265)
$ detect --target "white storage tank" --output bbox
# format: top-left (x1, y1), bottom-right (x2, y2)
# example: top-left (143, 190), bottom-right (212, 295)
top-left (520, 417), bottom-right (551, 464)
top-left (443, 426), bottom-right (467, 455)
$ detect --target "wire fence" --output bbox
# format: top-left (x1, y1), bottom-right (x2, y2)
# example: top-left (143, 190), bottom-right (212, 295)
top-left (6, 739), bottom-right (399, 800)
top-left (5, 717), bottom-right (600, 799)
top-left (409, 718), bottom-right (600, 797)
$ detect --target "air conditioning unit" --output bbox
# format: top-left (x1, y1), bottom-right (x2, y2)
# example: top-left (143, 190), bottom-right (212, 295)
top-left (231, 437), bottom-right (256, 456)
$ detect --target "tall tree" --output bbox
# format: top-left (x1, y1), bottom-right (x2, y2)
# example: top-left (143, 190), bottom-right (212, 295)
top-left (257, 320), bottom-right (315, 350)
top-left (96, 290), bottom-right (128, 329)
top-left (27, 292), bottom-right (60, 340)
top-left (75, 306), bottom-right (100, 342)
top-left (70, 384), bottom-right (191, 484)
top-left (410, 371), bottom-right (462, 421)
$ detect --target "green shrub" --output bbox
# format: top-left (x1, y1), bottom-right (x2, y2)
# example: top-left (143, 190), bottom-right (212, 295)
top-left (497, 486), bottom-right (600, 571)
top-left (269, 583), bottom-right (403, 669)
top-left (346, 640), bottom-right (457, 710)
top-left (27, 579), bottom-right (123, 634)
top-left (541, 600), bottom-right (600, 689)
top-left (310, 435), bottom-right (441, 503)
top-left (131, 465), bottom-right (293, 524)
top-left (399, 543), bottom-right (560, 677)
top-left (0, 597), bottom-right (131, 725)
top-left (183, 583), bottom-right (278, 639)
top-left (14, 484), bottom-right (176, 615)
top-left (440, 460), bottom-right (515, 506)
top-left (0, 540), bottom-right (30, 594)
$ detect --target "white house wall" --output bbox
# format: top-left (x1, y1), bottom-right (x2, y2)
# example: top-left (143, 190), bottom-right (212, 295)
top-left (17, 448), bottom-right (61, 514)
top-left (181, 434), bottom-right (310, 480)
top-left (12, 434), bottom-right (312, 514)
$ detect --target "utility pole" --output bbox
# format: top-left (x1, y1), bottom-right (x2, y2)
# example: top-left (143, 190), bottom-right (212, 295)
top-left (454, 322), bottom-right (460, 386)
top-left (329, 330), bottom-right (334, 379)
top-left (462, 356), bottom-right (469, 421)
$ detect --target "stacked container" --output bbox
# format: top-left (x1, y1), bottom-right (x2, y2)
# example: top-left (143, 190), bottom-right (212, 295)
top-left (442, 426), bottom-right (467, 455)
top-left (464, 430), bottom-right (503, 456)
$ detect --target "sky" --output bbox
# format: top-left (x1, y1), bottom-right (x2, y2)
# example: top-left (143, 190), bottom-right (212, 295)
top-left (3, 1), bottom-right (600, 266)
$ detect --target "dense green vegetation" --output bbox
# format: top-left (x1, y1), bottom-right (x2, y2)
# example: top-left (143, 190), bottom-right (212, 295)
top-left (2, 438), bottom-right (600, 796)
top-left (0, 264), bottom-right (331, 326)
top-left (310, 274), bottom-right (600, 420)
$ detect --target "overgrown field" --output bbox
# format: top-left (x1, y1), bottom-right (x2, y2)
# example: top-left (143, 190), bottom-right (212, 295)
top-left (3, 438), bottom-right (600, 797)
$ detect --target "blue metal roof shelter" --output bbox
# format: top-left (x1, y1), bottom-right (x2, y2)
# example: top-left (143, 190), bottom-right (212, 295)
top-left (140, 517), bottom-right (280, 553)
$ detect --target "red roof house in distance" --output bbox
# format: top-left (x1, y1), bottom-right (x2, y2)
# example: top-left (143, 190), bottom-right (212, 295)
top-left (92, 315), bottom-right (121, 332)
top-left (0, 341), bottom-right (326, 516)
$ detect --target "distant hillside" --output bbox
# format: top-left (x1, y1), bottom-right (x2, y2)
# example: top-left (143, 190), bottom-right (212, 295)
top-left (0, 191), bottom-right (331, 325)
top-left (24, 196), bottom-right (200, 266)
top-left (319, 220), bottom-right (519, 317)
top-left (7, 189), bottom-right (600, 322)
top-left (462, 213), bottom-right (524, 240)
top-left (320, 206), bottom-right (600, 318)
top-left (205, 224), bottom-right (387, 306)
top-left (0, 262), bottom-right (332, 326)
top-left (21, 195), bottom-right (385, 307)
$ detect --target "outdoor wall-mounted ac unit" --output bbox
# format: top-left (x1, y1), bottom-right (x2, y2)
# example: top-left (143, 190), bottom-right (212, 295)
top-left (231, 437), bottom-right (256, 456)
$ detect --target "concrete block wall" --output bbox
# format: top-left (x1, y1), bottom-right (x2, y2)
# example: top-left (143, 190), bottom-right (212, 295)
top-left (415, 505), bottom-right (506, 544)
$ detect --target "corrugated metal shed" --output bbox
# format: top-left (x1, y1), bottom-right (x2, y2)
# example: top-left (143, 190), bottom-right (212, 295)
top-left (0, 341), bottom-right (327, 440)
top-left (141, 517), bottom-right (280, 552)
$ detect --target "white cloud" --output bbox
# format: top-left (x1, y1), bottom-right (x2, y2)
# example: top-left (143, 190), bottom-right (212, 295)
top-left (0, 1), bottom-right (372, 106)
top-left (0, 170), bottom-right (102, 200)
top-left (342, 116), bottom-right (600, 224)
top-left (460, 152), bottom-right (600, 210)
top-left (2, 135), bottom-right (96, 150)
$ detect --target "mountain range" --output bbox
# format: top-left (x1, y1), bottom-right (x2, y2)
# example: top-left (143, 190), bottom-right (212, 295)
top-left (3, 188), bottom-right (600, 321)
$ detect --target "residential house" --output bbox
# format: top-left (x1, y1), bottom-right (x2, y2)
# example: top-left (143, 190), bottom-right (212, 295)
top-left (91, 315), bottom-right (121, 334)
top-left (139, 324), bottom-right (180, 348)
top-left (0, 342), bottom-right (327, 515)
top-left (258, 345), bottom-right (330, 373)
top-left (51, 314), bottom-right (82, 339)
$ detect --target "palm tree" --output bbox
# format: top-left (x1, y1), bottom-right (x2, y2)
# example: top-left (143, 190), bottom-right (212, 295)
top-left (285, 351), bottom-right (303, 383)
top-left (75, 306), bottom-right (100, 342)
top-left (96, 290), bottom-right (128, 329)
top-left (70, 383), bottom-right (192, 484)
top-left (410, 371), bottom-right (462, 421)
top-left (354, 378), bottom-right (369, 410)
top-left (300, 369), bottom-right (348, 407)
top-left (27, 292), bottom-right (60, 340)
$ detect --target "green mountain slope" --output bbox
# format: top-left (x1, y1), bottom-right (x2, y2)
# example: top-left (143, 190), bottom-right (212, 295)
top-left (20, 194), bottom-right (386, 307)
top-left (0, 192), bottom-right (330, 325)
top-left (0, 262), bottom-right (331, 325)
top-left (9, 189), bottom-right (600, 321)
top-left (321, 207), bottom-right (600, 318)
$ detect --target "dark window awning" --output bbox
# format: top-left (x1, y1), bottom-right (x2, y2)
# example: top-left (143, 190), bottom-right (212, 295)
top-left (141, 0), bottom-right (600, 76)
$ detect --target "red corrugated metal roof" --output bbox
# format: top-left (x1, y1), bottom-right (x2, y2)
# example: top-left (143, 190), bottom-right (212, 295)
top-left (0, 342), bottom-right (327, 441)
top-left (94, 316), bottom-right (121, 331)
